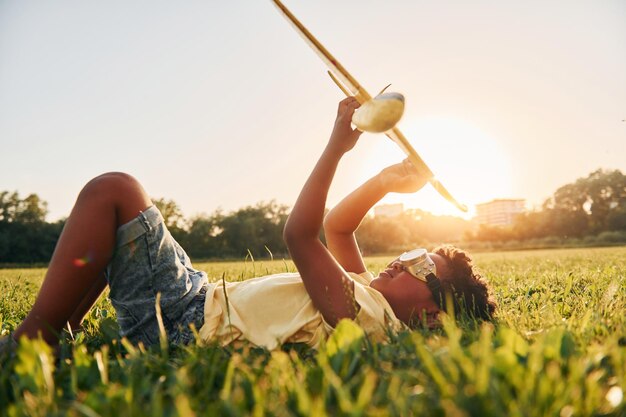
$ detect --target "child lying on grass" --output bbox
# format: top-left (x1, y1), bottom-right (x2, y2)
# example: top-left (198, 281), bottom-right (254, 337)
top-left (1, 97), bottom-right (494, 353)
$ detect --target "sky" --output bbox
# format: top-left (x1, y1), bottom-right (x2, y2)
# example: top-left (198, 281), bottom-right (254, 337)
top-left (1, 0), bottom-right (625, 222)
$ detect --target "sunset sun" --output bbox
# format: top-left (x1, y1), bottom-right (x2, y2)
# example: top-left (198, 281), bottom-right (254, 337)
top-left (362, 117), bottom-right (514, 218)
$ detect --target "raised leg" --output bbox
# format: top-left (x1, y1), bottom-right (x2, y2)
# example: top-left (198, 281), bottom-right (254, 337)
top-left (66, 272), bottom-right (108, 332)
top-left (13, 172), bottom-right (152, 344)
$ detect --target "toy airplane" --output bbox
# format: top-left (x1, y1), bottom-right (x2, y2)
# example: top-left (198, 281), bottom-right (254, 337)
top-left (272, 0), bottom-right (468, 213)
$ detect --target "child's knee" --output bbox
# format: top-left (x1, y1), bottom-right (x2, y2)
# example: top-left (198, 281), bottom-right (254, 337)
top-left (76, 172), bottom-right (151, 225)
top-left (82, 172), bottom-right (139, 197)
top-left (80, 172), bottom-right (146, 206)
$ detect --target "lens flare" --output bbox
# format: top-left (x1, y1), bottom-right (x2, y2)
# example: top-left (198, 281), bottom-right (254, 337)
top-left (73, 254), bottom-right (93, 267)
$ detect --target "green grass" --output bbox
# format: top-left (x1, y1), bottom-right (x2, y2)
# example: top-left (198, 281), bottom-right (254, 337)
top-left (1, 247), bottom-right (625, 416)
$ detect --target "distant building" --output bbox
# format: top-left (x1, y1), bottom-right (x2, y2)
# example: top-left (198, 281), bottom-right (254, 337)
top-left (374, 203), bottom-right (404, 218)
top-left (475, 199), bottom-right (525, 226)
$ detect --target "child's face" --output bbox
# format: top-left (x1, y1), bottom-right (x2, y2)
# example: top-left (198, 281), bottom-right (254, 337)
top-left (370, 253), bottom-right (447, 325)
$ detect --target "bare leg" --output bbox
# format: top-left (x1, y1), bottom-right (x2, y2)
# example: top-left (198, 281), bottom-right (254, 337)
top-left (13, 172), bottom-right (152, 345)
top-left (66, 273), bottom-right (108, 332)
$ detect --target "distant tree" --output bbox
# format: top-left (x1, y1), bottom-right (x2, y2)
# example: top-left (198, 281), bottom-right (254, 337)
top-left (152, 197), bottom-right (186, 230)
top-left (182, 214), bottom-right (224, 259)
top-left (152, 197), bottom-right (190, 244)
top-left (356, 215), bottom-right (411, 255)
top-left (543, 169), bottom-right (626, 235)
top-left (403, 209), bottom-right (473, 243)
top-left (17, 194), bottom-right (48, 223)
top-left (0, 191), bottom-right (18, 222)
top-left (584, 169), bottom-right (626, 232)
top-left (0, 220), bottom-right (64, 263)
top-left (215, 201), bottom-right (289, 258)
top-left (177, 201), bottom-right (289, 260)
top-left (470, 224), bottom-right (515, 242)
top-left (606, 207), bottom-right (626, 231)
top-left (356, 209), bottom-right (472, 255)
top-left (0, 191), bottom-right (48, 223)
top-left (511, 211), bottom-right (546, 240)
top-left (0, 190), bottom-right (62, 263)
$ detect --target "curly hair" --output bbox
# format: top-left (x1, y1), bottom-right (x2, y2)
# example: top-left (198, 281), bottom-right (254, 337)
top-left (432, 245), bottom-right (496, 321)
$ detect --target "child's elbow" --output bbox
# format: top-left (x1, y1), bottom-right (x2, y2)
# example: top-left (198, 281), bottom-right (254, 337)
top-left (282, 219), bottom-right (298, 247)
top-left (322, 213), bottom-right (330, 230)
top-left (323, 211), bottom-right (346, 235)
top-left (283, 219), bottom-right (315, 251)
top-left (322, 213), bottom-right (336, 235)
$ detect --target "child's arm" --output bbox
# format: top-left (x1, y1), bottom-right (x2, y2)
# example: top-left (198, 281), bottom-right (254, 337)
top-left (283, 97), bottom-right (362, 326)
top-left (324, 159), bottom-right (429, 274)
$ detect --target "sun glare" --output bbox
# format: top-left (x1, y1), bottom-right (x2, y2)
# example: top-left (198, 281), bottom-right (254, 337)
top-left (362, 118), bottom-right (513, 218)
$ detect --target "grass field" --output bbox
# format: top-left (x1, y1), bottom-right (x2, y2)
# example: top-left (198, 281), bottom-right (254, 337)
top-left (1, 247), bottom-right (625, 416)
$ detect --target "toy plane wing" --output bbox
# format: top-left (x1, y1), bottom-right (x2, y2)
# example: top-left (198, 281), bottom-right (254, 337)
top-left (272, 0), bottom-right (371, 103)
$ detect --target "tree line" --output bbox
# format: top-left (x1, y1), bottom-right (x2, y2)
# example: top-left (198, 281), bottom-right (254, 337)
top-left (468, 169), bottom-right (626, 246)
top-left (1, 168), bottom-right (625, 263)
top-left (0, 192), bottom-right (64, 264)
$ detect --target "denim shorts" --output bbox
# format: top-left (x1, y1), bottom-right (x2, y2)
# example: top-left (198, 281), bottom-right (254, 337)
top-left (105, 206), bottom-right (208, 347)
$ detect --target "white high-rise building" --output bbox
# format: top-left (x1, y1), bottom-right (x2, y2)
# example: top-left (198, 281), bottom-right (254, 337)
top-left (475, 199), bottom-right (525, 226)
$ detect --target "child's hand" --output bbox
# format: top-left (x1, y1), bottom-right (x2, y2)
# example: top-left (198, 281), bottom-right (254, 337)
top-left (327, 97), bottom-right (362, 154)
top-left (377, 158), bottom-right (429, 193)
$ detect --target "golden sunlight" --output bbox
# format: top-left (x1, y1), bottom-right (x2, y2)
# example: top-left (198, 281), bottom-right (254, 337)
top-left (362, 118), bottom-right (513, 218)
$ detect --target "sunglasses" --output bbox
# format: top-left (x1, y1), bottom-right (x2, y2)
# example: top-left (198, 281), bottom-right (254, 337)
top-left (389, 248), bottom-right (444, 308)
top-left (392, 248), bottom-right (437, 282)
